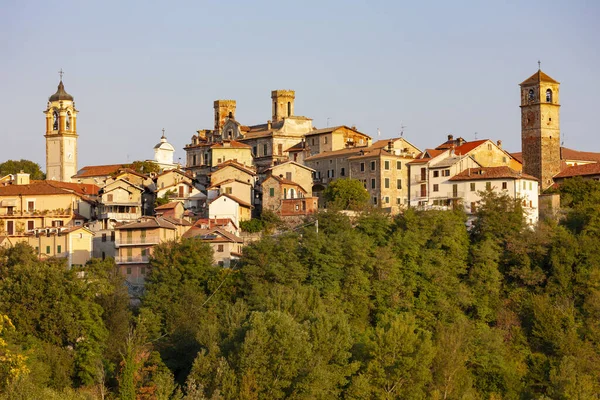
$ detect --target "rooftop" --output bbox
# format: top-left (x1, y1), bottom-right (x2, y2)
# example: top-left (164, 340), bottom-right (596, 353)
top-left (449, 166), bottom-right (538, 181)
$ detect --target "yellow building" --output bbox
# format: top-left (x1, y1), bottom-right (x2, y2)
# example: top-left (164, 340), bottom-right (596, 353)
top-left (25, 226), bottom-right (94, 268)
top-left (305, 125), bottom-right (372, 156)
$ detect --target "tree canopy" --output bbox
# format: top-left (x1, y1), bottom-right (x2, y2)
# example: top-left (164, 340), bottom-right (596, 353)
top-left (0, 159), bottom-right (45, 180)
top-left (322, 178), bottom-right (370, 210)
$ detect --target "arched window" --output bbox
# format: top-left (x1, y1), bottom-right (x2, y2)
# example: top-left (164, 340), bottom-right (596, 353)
top-left (290, 188), bottom-right (295, 199)
top-left (52, 111), bottom-right (59, 130)
top-left (287, 101), bottom-right (291, 117)
top-left (546, 89), bottom-right (552, 103)
top-left (528, 89), bottom-right (535, 101)
top-left (228, 111), bottom-right (233, 118)
top-left (66, 112), bottom-right (71, 130)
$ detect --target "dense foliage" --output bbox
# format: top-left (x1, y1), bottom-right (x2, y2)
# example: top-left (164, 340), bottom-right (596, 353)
top-left (1, 179), bottom-right (600, 398)
top-left (124, 161), bottom-right (161, 175)
top-left (0, 159), bottom-right (45, 180)
top-left (322, 178), bottom-right (370, 210)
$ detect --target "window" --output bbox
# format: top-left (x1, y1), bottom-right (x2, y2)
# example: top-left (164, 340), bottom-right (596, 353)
top-left (384, 178), bottom-right (390, 189)
top-left (396, 197), bottom-right (401, 205)
top-left (502, 182), bottom-right (507, 190)
top-left (528, 89), bottom-right (535, 101)
top-left (27, 221), bottom-right (34, 231)
top-left (442, 170), bottom-right (450, 177)
top-left (371, 179), bottom-right (376, 189)
top-left (217, 158), bottom-right (222, 164)
top-left (102, 233), bottom-right (107, 242)
top-left (433, 184), bottom-right (439, 192)
top-left (360, 163), bottom-right (365, 172)
top-left (286, 172), bottom-right (292, 180)
top-left (284, 188), bottom-right (287, 199)
top-left (263, 144), bottom-right (268, 156)
top-left (341, 167), bottom-right (345, 176)
top-left (27, 201), bottom-right (34, 212)
top-left (225, 187), bottom-right (232, 194)
top-left (253, 146), bottom-right (257, 156)
top-left (486, 182), bottom-right (491, 190)
top-left (52, 111), bottom-right (59, 130)
top-left (470, 182), bottom-right (476, 192)
top-left (373, 196), bottom-right (378, 205)
top-left (141, 267), bottom-right (146, 275)
top-left (52, 220), bottom-right (63, 227)
top-left (529, 182), bottom-right (532, 190)
top-left (523, 181), bottom-right (526, 190)
top-left (397, 179), bottom-right (402, 189)
top-left (433, 171), bottom-right (439, 178)
top-left (385, 196), bottom-right (390, 203)
top-left (487, 143), bottom-right (492, 150)
top-left (269, 187), bottom-right (275, 197)
top-left (420, 184), bottom-right (426, 197)
top-left (141, 248), bottom-right (147, 257)
top-left (107, 194), bottom-right (113, 202)
top-left (311, 138), bottom-right (315, 146)
top-left (217, 244), bottom-right (224, 252)
top-left (471, 202), bottom-right (477, 212)
top-left (111, 231), bottom-right (115, 241)
top-left (66, 112), bottom-right (71, 130)
top-left (287, 102), bottom-right (291, 116)
top-left (126, 267), bottom-right (132, 275)
top-left (546, 89), bottom-right (552, 102)
top-left (370, 161), bottom-right (376, 171)
top-left (278, 144), bottom-right (283, 155)
top-left (46, 246), bottom-right (50, 254)
top-left (57, 245), bottom-right (61, 254)
top-left (384, 160), bottom-right (390, 170)
top-left (101, 251), bottom-right (105, 260)
top-left (396, 161), bottom-right (402, 169)
top-left (324, 137), bottom-right (328, 144)
top-left (192, 155), bottom-right (197, 165)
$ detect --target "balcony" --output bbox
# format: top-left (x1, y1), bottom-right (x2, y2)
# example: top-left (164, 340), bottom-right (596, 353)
top-left (413, 191), bottom-right (427, 199)
top-left (115, 255), bottom-right (150, 264)
top-left (413, 174), bottom-right (428, 183)
top-left (447, 191), bottom-right (465, 199)
top-left (99, 212), bottom-right (141, 221)
top-left (116, 236), bottom-right (160, 247)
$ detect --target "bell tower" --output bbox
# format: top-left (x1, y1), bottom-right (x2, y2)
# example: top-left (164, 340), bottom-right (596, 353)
top-left (271, 90), bottom-right (295, 122)
top-left (520, 66), bottom-right (561, 190)
top-left (44, 71), bottom-right (78, 182)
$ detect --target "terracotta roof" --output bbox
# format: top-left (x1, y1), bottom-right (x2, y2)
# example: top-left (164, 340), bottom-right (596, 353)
top-left (265, 161), bottom-right (315, 173)
top-left (156, 168), bottom-right (192, 179)
top-left (305, 125), bottom-right (369, 138)
top-left (154, 201), bottom-right (182, 210)
top-left (521, 70), bottom-right (559, 86)
top-left (210, 140), bottom-right (252, 149)
top-left (46, 181), bottom-right (101, 196)
top-left (161, 216), bottom-right (192, 226)
top-left (554, 163), bottom-right (600, 179)
top-left (449, 166), bottom-right (538, 181)
top-left (0, 181), bottom-right (74, 196)
top-left (209, 193), bottom-right (253, 208)
top-left (115, 216), bottom-right (178, 230)
top-left (264, 174), bottom-right (306, 190)
top-left (207, 178), bottom-right (252, 189)
top-left (560, 147), bottom-right (600, 163)
top-left (212, 160), bottom-right (256, 176)
top-left (453, 140), bottom-right (489, 155)
top-left (304, 147), bottom-right (368, 161)
top-left (407, 149), bottom-right (447, 164)
top-left (511, 152), bottom-right (523, 163)
top-left (285, 142), bottom-right (307, 152)
top-left (193, 218), bottom-right (238, 230)
top-left (430, 156), bottom-right (474, 169)
top-left (183, 227), bottom-right (242, 242)
top-left (73, 164), bottom-right (124, 178)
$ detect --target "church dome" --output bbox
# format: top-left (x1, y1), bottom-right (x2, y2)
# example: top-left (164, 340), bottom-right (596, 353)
top-left (154, 134), bottom-right (175, 151)
top-left (49, 81), bottom-right (74, 102)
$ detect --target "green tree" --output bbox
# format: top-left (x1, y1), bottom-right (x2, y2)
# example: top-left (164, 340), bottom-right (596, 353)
top-left (0, 159), bottom-right (45, 180)
top-left (124, 160), bottom-right (161, 175)
top-left (322, 178), bottom-right (369, 210)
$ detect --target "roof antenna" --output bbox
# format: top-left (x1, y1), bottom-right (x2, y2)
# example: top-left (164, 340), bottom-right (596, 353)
top-left (561, 132), bottom-right (565, 147)
top-left (474, 132), bottom-right (478, 140)
top-left (326, 117), bottom-right (331, 127)
top-left (400, 123), bottom-right (407, 137)
top-left (538, 60), bottom-right (541, 70)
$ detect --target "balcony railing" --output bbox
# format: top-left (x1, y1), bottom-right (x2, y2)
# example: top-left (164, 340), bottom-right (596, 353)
top-left (413, 174), bottom-right (428, 183)
top-left (116, 237), bottom-right (160, 247)
top-left (447, 191), bottom-right (465, 199)
top-left (115, 255), bottom-right (150, 264)
top-left (99, 212), bottom-right (141, 221)
top-left (413, 191), bottom-right (427, 199)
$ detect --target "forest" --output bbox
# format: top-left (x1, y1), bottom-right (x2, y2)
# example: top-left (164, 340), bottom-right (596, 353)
top-left (1, 177), bottom-right (600, 399)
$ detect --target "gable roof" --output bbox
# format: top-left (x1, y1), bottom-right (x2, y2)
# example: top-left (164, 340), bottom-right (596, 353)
top-left (208, 178), bottom-right (253, 190)
top-left (210, 140), bottom-right (252, 149)
top-left (304, 125), bottom-right (370, 138)
top-left (209, 193), bottom-right (253, 208)
top-left (521, 70), bottom-right (559, 86)
top-left (408, 149), bottom-right (448, 164)
top-left (265, 160), bottom-right (315, 173)
top-left (453, 140), bottom-right (489, 155)
top-left (193, 218), bottom-right (239, 231)
top-left (73, 164), bottom-right (124, 178)
top-left (182, 227), bottom-right (243, 243)
top-left (212, 160), bottom-right (256, 176)
top-left (450, 166), bottom-right (538, 181)
top-left (560, 147), bottom-right (600, 163)
top-left (47, 181), bottom-right (100, 196)
top-left (154, 201), bottom-right (183, 210)
top-left (115, 216), bottom-right (178, 230)
top-left (304, 147), bottom-right (369, 161)
top-left (554, 162), bottom-right (600, 179)
top-left (0, 181), bottom-right (76, 196)
top-left (156, 168), bottom-right (192, 179)
top-left (263, 174), bottom-right (307, 191)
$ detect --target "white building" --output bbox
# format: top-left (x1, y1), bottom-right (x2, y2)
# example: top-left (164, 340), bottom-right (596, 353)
top-left (449, 166), bottom-right (539, 225)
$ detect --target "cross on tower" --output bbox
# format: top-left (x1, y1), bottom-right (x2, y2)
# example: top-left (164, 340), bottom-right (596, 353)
top-left (162, 128), bottom-right (166, 138)
top-left (538, 60), bottom-right (541, 70)
top-left (58, 68), bottom-right (64, 81)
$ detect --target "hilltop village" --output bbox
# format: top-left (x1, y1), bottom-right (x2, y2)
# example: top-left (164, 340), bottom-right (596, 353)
top-left (1, 68), bottom-right (599, 294)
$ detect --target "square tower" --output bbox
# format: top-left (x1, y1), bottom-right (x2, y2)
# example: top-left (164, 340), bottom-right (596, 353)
top-left (520, 69), bottom-right (561, 190)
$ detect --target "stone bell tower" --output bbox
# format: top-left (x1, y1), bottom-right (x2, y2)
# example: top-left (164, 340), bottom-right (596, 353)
top-left (44, 71), bottom-right (78, 182)
top-left (520, 67), bottom-right (561, 190)
top-left (271, 90), bottom-right (295, 122)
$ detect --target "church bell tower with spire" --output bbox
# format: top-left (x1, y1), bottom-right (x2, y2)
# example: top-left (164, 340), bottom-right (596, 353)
top-left (44, 70), bottom-right (78, 182)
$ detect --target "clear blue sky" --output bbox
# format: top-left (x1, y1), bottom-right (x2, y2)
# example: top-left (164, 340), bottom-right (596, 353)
top-left (1, 0), bottom-right (599, 169)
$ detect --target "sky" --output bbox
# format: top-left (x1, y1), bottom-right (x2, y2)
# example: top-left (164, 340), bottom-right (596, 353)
top-left (1, 0), bottom-right (599, 170)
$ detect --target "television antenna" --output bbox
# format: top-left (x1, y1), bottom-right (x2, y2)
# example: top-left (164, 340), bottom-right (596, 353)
top-left (400, 123), bottom-right (407, 137)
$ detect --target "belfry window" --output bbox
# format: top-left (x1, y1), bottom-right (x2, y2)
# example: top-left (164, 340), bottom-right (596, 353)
top-left (287, 102), bottom-right (291, 117)
top-left (528, 89), bottom-right (535, 101)
top-left (546, 89), bottom-right (552, 103)
top-left (66, 112), bottom-right (71, 130)
top-left (53, 111), bottom-right (59, 130)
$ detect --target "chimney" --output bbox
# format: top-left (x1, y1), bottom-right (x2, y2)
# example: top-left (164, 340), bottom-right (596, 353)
top-left (448, 134), bottom-right (454, 141)
top-left (458, 137), bottom-right (465, 146)
top-left (267, 120), bottom-right (272, 130)
top-left (497, 140), bottom-right (502, 148)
